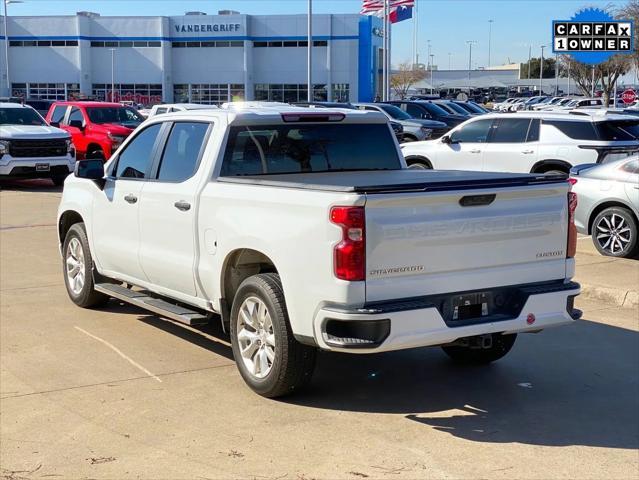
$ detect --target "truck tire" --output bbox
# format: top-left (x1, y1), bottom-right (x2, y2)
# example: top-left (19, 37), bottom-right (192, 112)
top-left (441, 333), bottom-right (517, 364)
top-left (230, 273), bottom-right (316, 398)
top-left (62, 222), bottom-right (109, 308)
top-left (591, 206), bottom-right (638, 258)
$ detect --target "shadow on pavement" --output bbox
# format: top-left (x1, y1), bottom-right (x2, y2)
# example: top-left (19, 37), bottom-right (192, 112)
top-left (286, 317), bottom-right (639, 450)
top-left (0, 178), bottom-right (62, 192)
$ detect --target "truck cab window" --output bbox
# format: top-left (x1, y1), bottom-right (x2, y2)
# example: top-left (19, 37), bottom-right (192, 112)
top-left (156, 122), bottom-right (210, 182)
top-left (114, 123), bottom-right (162, 179)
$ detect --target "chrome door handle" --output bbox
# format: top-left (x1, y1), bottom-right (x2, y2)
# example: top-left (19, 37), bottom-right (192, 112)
top-left (521, 149), bottom-right (535, 154)
top-left (469, 149), bottom-right (482, 154)
top-left (124, 194), bottom-right (138, 204)
top-left (174, 200), bottom-right (191, 211)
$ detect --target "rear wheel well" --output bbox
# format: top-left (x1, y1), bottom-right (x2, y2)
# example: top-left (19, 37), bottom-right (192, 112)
top-left (588, 201), bottom-right (638, 234)
top-left (58, 210), bottom-right (84, 244)
top-left (86, 144), bottom-right (104, 158)
top-left (220, 249), bottom-right (279, 327)
top-left (405, 155), bottom-right (433, 169)
top-left (530, 160), bottom-right (571, 174)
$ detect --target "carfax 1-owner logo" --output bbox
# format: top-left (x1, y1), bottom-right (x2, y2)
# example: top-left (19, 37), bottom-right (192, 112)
top-left (553, 7), bottom-right (634, 64)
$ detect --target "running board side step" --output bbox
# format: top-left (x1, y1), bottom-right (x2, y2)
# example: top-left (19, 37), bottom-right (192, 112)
top-left (95, 283), bottom-right (209, 326)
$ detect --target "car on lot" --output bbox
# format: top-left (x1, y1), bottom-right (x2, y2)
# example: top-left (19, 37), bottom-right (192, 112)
top-left (386, 100), bottom-right (466, 130)
top-left (532, 96), bottom-right (564, 110)
top-left (400, 111), bottom-right (639, 173)
top-left (570, 157), bottom-right (639, 258)
top-left (24, 98), bottom-right (54, 117)
top-left (353, 103), bottom-right (444, 141)
top-left (554, 98), bottom-right (603, 111)
top-left (0, 103), bottom-right (75, 185)
top-left (46, 101), bottom-right (144, 161)
top-left (432, 100), bottom-right (480, 117)
top-left (295, 101), bottom-right (404, 142)
top-left (493, 97), bottom-right (519, 112)
top-left (451, 100), bottom-right (489, 115)
top-left (58, 105), bottom-right (581, 397)
top-left (537, 97), bottom-right (575, 111)
top-left (147, 103), bottom-right (217, 118)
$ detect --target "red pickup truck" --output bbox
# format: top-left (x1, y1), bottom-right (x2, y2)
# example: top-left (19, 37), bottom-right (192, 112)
top-left (46, 102), bottom-right (144, 160)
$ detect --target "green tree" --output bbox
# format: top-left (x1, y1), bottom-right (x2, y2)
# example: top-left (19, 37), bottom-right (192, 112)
top-left (520, 57), bottom-right (557, 79)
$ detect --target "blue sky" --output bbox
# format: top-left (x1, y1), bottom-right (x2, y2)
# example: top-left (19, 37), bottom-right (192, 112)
top-left (6, 0), bottom-right (630, 68)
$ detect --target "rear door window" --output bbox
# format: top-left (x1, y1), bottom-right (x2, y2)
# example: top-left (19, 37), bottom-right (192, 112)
top-left (156, 122), bottom-right (210, 182)
top-left (490, 118), bottom-right (531, 143)
top-left (527, 119), bottom-right (540, 142)
top-left (450, 119), bottom-right (494, 143)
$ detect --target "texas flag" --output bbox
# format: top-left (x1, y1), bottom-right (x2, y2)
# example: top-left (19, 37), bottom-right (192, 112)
top-left (390, 5), bottom-right (413, 23)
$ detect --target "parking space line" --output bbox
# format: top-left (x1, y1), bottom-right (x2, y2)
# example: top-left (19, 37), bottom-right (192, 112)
top-left (0, 223), bottom-right (56, 231)
top-left (74, 326), bottom-right (162, 383)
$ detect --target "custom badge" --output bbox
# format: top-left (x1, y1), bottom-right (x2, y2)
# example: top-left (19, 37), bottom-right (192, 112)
top-left (552, 7), bottom-right (634, 64)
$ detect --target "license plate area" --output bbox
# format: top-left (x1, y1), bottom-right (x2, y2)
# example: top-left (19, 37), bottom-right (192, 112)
top-left (453, 293), bottom-right (490, 321)
top-left (35, 163), bottom-right (50, 172)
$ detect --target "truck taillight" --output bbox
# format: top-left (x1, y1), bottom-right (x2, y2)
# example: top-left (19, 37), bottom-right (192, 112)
top-left (330, 206), bottom-right (365, 281)
top-left (567, 191), bottom-right (578, 258)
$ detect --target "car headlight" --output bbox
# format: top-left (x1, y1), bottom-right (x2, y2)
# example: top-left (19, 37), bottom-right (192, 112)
top-left (107, 132), bottom-right (126, 147)
top-left (0, 140), bottom-right (9, 157)
top-left (65, 139), bottom-right (75, 154)
top-left (421, 128), bottom-right (433, 138)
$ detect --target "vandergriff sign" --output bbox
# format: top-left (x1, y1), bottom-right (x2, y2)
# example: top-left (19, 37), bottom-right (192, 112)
top-left (173, 23), bottom-right (242, 33)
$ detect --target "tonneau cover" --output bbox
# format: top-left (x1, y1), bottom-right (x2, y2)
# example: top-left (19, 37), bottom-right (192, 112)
top-left (217, 169), bottom-right (566, 193)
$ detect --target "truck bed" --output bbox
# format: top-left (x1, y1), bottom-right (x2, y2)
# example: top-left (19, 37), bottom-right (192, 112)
top-left (217, 169), bottom-right (566, 193)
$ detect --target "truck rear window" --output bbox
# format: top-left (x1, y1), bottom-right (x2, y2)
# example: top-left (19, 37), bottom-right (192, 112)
top-left (220, 123), bottom-right (401, 176)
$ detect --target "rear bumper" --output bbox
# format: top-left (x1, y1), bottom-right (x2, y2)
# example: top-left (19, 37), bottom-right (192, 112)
top-left (311, 281), bottom-right (581, 353)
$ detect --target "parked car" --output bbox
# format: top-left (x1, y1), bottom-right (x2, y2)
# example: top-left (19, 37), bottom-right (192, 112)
top-left (492, 97), bottom-right (519, 112)
top-left (516, 96), bottom-right (548, 111)
top-left (538, 97), bottom-right (575, 111)
top-left (0, 103), bottom-right (75, 185)
top-left (58, 105), bottom-right (581, 397)
top-left (532, 96), bottom-right (564, 110)
top-left (386, 100), bottom-right (466, 130)
top-left (353, 103), bottom-right (444, 141)
top-left (400, 111), bottom-right (639, 173)
top-left (570, 157), bottom-right (639, 258)
top-left (24, 98), bottom-right (54, 118)
top-left (432, 100), bottom-right (479, 117)
top-left (147, 103), bottom-right (217, 118)
top-left (452, 100), bottom-right (489, 115)
top-left (46, 101), bottom-right (144, 161)
top-left (555, 98), bottom-right (603, 111)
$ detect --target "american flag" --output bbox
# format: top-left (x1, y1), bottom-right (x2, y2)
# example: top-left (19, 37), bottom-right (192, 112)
top-left (361, 0), bottom-right (415, 15)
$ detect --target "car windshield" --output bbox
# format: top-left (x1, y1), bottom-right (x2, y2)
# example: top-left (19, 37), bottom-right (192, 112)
top-left (0, 107), bottom-right (45, 126)
top-left (378, 104), bottom-right (412, 120)
top-left (459, 102), bottom-right (483, 113)
top-left (443, 102), bottom-right (470, 115)
top-left (422, 102), bottom-right (450, 116)
top-left (434, 102), bottom-right (456, 114)
top-left (220, 123), bottom-right (401, 176)
top-left (85, 106), bottom-right (143, 126)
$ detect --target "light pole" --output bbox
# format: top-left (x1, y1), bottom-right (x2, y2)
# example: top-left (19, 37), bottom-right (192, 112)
top-left (429, 54), bottom-right (434, 94)
top-left (466, 40), bottom-right (477, 92)
top-left (539, 45), bottom-right (546, 94)
top-left (487, 19), bottom-right (493, 68)
top-left (109, 48), bottom-right (116, 102)
top-left (3, 0), bottom-right (24, 97)
top-left (554, 52), bottom-right (558, 96)
top-left (307, 0), bottom-right (312, 101)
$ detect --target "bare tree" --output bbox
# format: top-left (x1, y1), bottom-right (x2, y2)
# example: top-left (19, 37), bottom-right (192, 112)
top-left (561, 55), bottom-right (630, 105)
top-left (391, 62), bottom-right (426, 100)
top-left (617, 0), bottom-right (639, 76)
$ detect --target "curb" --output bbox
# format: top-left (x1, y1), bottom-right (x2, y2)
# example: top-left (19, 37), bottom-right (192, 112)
top-left (579, 282), bottom-right (639, 309)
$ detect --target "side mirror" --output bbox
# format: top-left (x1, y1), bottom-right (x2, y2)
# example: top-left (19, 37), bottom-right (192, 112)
top-left (68, 119), bottom-right (85, 130)
top-left (75, 159), bottom-right (105, 189)
top-left (441, 135), bottom-right (453, 144)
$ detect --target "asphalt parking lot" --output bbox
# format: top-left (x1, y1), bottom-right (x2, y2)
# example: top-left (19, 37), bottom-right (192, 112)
top-left (1, 180), bottom-right (638, 480)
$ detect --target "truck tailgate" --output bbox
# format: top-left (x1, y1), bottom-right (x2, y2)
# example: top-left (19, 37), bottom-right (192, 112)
top-left (365, 183), bottom-right (570, 302)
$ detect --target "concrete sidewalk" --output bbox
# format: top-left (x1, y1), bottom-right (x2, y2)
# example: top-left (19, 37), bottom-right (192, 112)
top-left (575, 235), bottom-right (639, 309)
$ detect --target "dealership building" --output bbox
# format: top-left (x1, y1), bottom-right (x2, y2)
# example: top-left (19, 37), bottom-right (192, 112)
top-left (0, 11), bottom-right (383, 105)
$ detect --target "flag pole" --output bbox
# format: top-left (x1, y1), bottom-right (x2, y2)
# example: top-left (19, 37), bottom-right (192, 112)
top-left (385, 0), bottom-right (390, 100)
top-left (382, 0), bottom-right (388, 101)
top-left (307, 0), bottom-right (312, 102)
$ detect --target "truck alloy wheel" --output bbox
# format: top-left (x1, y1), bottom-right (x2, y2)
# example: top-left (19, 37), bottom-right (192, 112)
top-left (230, 273), bottom-right (316, 398)
top-left (592, 207), bottom-right (637, 258)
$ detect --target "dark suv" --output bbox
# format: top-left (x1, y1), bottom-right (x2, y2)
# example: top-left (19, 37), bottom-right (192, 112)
top-left (387, 101), bottom-right (468, 129)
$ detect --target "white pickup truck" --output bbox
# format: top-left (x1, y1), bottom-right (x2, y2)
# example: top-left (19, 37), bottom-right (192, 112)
top-left (57, 105), bottom-right (581, 397)
top-left (1, 102), bottom-right (76, 185)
